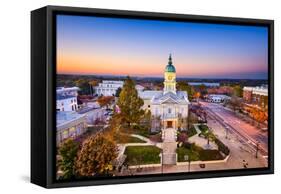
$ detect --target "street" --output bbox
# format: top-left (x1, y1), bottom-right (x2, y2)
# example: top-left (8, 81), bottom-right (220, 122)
top-left (199, 101), bottom-right (268, 156)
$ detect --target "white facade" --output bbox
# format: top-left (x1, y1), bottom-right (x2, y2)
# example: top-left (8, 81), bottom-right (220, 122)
top-left (56, 87), bottom-right (79, 111)
top-left (243, 86), bottom-right (268, 96)
top-left (207, 94), bottom-right (230, 103)
top-left (94, 80), bottom-right (124, 96)
top-left (56, 111), bottom-right (87, 145)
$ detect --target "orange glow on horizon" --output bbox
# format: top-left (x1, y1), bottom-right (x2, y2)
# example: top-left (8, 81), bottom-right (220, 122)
top-left (57, 51), bottom-right (266, 78)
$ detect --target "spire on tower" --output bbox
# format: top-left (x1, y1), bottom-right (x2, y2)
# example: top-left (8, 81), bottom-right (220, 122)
top-left (168, 54), bottom-right (172, 65)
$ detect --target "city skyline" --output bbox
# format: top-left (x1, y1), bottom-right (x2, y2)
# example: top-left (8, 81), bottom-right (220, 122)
top-left (57, 15), bottom-right (268, 79)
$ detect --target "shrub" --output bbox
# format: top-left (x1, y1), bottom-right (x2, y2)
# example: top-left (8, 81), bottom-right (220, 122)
top-left (198, 124), bottom-right (209, 133)
top-left (199, 150), bottom-right (224, 161)
top-left (178, 132), bottom-right (188, 143)
top-left (214, 138), bottom-right (230, 155)
top-left (187, 126), bottom-right (197, 137)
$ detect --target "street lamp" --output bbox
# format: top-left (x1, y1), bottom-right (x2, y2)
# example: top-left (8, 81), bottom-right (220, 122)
top-left (225, 126), bottom-right (229, 139)
top-left (161, 144), bottom-right (164, 174)
top-left (256, 141), bottom-right (260, 158)
top-left (184, 155), bottom-right (191, 172)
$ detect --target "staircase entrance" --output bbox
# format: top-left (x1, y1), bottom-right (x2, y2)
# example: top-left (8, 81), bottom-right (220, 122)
top-left (161, 128), bottom-right (177, 165)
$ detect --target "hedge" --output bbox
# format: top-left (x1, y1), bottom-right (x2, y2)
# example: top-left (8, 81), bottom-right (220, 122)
top-left (214, 138), bottom-right (230, 155)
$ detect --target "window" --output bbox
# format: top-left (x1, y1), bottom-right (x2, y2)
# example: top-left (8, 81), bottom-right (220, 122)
top-left (168, 108), bottom-right (172, 114)
top-left (148, 105), bottom-right (150, 108)
top-left (62, 130), bottom-right (68, 139)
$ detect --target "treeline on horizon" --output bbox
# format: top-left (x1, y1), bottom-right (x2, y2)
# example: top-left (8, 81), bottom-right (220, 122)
top-left (57, 73), bottom-right (268, 88)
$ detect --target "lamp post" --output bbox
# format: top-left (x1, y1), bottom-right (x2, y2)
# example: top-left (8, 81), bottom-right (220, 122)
top-left (184, 155), bottom-right (191, 172)
top-left (225, 126), bottom-right (229, 139)
top-left (256, 141), bottom-right (260, 158)
top-left (161, 142), bottom-right (164, 174)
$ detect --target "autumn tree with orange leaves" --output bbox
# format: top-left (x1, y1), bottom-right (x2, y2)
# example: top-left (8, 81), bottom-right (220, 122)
top-left (75, 133), bottom-right (118, 177)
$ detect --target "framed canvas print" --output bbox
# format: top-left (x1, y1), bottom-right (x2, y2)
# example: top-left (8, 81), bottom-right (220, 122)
top-left (31, 5), bottom-right (274, 188)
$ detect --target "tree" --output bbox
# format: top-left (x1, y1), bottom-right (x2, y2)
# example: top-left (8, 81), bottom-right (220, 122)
top-left (58, 139), bottom-right (79, 179)
top-left (198, 84), bottom-right (208, 96)
top-left (75, 79), bottom-right (91, 95)
top-left (89, 80), bottom-right (99, 87)
top-left (117, 76), bottom-right (144, 127)
top-left (233, 85), bottom-right (243, 97)
top-left (141, 110), bottom-right (152, 129)
top-left (227, 96), bottom-right (242, 111)
top-left (115, 87), bottom-right (122, 97)
top-left (97, 96), bottom-right (115, 108)
top-left (75, 133), bottom-right (118, 177)
top-left (177, 82), bottom-right (195, 101)
top-left (178, 132), bottom-right (188, 143)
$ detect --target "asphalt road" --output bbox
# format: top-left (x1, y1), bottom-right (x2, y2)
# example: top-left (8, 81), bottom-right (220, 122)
top-left (199, 101), bottom-right (268, 156)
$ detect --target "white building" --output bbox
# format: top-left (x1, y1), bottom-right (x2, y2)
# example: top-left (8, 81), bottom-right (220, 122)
top-left (139, 54), bottom-right (190, 132)
top-left (135, 84), bottom-right (145, 92)
top-left (56, 111), bottom-right (87, 145)
top-left (243, 85), bottom-right (268, 109)
top-left (206, 94), bottom-right (230, 103)
top-left (94, 80), bottom-right (124, 96)
top-left (188, 82), bottom-right (220, 87)
top-left (56, 87), bottom-right (79, 111)
top-left (94, 80), bottom-right (145, 96)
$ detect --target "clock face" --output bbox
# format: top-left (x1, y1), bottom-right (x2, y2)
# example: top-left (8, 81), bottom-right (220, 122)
top-left (168, 75), bottom-right (173, 80)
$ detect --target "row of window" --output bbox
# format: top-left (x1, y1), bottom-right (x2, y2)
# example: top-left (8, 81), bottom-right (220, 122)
top-left (57, 123), bottom-right (85, 144)
top-left (151, 107), bottom-right (186, 115)
top-left (56, 104), bottom-right (77, 111)
top-left (58, 99), bottom-right (77, 106)
top-left (98, 84), bottom-right (122, 88)
top-left (97, 88), bottom-right (116, 93)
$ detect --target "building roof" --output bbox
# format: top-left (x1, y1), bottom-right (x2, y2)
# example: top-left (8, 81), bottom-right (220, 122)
top-left (153, 91), bottom-right (189, 105)
top-left (138, 90), bottom-right (163, 99)
top-left (139, 90), bottom-right (189, 105)
top-left (56, 111), bottom-right (86, 130)
top-left (56, 87), bottom-right (79, 94)
top-left (57, 94), bottom-right (76, 100)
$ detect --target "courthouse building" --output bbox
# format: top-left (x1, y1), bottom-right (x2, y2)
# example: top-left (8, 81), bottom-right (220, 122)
top-left (139, 55), bottom-right (190, 131)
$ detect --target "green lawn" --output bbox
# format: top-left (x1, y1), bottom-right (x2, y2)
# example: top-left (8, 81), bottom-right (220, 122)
top-left (124, 146), bottom-right (161, 165)
top-left (115, 134), bottom-right (146, 144)
top-left (177, 143), bottom-right (224, 162)
top-left (120, 125), bottom-right (150, 138)
top-left (177, 147), bottom-right (200, 162)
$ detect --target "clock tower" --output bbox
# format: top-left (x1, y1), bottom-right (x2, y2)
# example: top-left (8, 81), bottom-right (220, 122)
top-left (164, 54), bottom-right (176, 94)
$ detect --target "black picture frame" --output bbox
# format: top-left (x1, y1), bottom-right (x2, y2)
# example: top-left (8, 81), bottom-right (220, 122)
top-left (31, 5), bottom-right (274, 188)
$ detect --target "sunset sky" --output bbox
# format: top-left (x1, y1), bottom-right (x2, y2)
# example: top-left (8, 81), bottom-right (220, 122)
top-left (56, 14), bottom-right (268, 79)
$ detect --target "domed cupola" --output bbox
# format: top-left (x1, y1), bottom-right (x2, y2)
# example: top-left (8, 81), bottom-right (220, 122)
top-left (164, 54), bottom-right (177, 94)
top-left (165, 54), bottom-right (176, 73)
